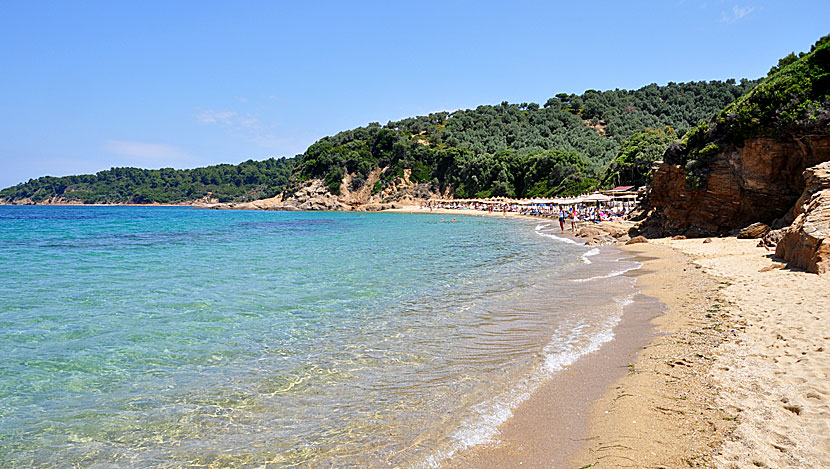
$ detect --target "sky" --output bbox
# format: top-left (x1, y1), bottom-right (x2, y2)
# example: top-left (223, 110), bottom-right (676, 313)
top-left (0, 1), bottom-right (828, 188)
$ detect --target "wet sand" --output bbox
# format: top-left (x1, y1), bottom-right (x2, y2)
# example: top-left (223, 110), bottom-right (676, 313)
top-left (570, 242), bottom-right (734, 467)
top-left (446, 242), bottom-right (709, 468)
top-left (447, 290), bottom-right (664, 468)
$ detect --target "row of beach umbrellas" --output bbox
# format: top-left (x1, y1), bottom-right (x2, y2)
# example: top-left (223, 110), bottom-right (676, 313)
top-left (431, 192), bottom-right (634, 205)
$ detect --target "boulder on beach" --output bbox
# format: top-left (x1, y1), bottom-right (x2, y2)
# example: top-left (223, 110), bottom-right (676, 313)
top-left (737, 222), bottom-right (771, 239)
top-left (775, 162), bottom-right (830, 274)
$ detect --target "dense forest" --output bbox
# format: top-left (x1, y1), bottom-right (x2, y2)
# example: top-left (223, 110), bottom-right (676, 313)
top-left (0, 158), bottom-right (295, 204)
top-left (292, 79), bottom-right (758, 199)
top-left (666, 35), bottom-right (830, 188)
top-left (1, 79), bottom-right (761, 204)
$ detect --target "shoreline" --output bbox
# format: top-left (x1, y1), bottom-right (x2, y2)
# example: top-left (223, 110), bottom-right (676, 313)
top-left (572, 238), bottom-right (830, 467)
top-left (446, 234), bottom-right (830, 468)
top-left (445, 241), bottom-right (671, 468)
top-left (570, 241), bottom-right (734, 467)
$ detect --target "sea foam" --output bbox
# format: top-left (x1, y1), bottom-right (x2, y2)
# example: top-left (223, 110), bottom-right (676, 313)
top-left (581, 247), bottom-right (600, 264)
top-left (534, 230), bottom-right (579, 244)
top-left (571, 261), bottom-right (643, 282)
top-left (422, 291), bottom-right (638, 468)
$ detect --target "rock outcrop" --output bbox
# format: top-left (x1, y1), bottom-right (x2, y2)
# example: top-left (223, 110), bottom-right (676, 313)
top-left (641, 134), bottom-right (830, 237)
top-left (574, 221), bottom-right (632, 245)
top-left (775, 162), bottom-right (830, 273)
top-left (209, 167), bottom-right (443, 212)
top-left (737, 222), bottom-right (771, 239)
top-left (637, 37), bottom-right (830, 243)
top-left (282, 180), bottom-right (351, 211)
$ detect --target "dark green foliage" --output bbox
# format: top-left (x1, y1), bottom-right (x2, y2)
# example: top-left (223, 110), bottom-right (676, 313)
top-left (325, 167), bottom-right (343, 195)
top-left (371, 181), bottom-right (383, 195)
top-left (601, 127), bottom-right (678, 188)
top-left (717, 35), bottom-right (830, 140)
top-left (288, 79), bottom-right (758, 198)
top-left (429, 148), bottom-right (593, 198)
top-left (0, 158), bottom-right (295, 204)
top-left (667, 35), bottom-right (830, 187)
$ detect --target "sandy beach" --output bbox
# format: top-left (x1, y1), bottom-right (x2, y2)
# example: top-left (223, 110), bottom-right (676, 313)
top-left (571, 238), bottom-right (830, 468)
top-left (429, 218), bottom-right (830, 467)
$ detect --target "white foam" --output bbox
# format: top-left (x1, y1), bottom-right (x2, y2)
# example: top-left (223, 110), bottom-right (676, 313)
top-left (534, 231), bottom-right (578, 245)
top-left (544, 294), bottom-right (635, 371)
top-left (571, 261), bottom-right (643, 282)
top-left (421, 384), bottom-right (533, 467)
top-left (535, 223), bottom-right (550, 231)
top-left (420, 293), bottom-right (638, 468)
top-left (581, 247), bottom-right (600, 264)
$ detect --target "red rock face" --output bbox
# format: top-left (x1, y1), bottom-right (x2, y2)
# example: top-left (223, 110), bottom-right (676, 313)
top-left (647, 134), bottom-right (830, 236)
top-left (775, 162), bottom-right (830, 274)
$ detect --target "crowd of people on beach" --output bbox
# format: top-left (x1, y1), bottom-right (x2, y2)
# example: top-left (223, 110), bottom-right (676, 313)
top-left (422, 200), bottom-right (634, 231)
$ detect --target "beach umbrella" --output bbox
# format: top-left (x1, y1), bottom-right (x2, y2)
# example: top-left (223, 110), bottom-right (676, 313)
top-left (583, 193), bottom-right (612, 202)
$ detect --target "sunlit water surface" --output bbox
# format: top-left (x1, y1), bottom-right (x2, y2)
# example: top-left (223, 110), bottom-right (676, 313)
top-left (0, 207), bottom-right (640, 467)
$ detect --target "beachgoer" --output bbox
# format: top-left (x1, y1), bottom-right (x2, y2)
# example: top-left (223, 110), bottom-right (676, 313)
top-left (571, 207), bottom-right (578, 231)
top-left (440, 218), bottom-right (444, 222)
top-left (558, 207), bottom-right (566, 232)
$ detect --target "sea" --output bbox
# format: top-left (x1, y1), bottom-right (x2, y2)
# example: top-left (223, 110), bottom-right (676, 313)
top-left (0, 206), bottom-right (642, 467)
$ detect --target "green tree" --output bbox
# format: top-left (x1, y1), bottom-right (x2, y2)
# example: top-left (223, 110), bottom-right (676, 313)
top-left (601, 127), bottom-right (678, 188)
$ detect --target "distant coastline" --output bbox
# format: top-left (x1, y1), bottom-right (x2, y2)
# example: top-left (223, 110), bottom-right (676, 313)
top-left (0, 200), bottom-right (215, 207)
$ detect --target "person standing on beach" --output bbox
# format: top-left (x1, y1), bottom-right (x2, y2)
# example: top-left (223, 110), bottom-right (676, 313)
top-left (558, 207), bottom-right (566, 232)
top-left (571, 207), bottom-right (578, 231)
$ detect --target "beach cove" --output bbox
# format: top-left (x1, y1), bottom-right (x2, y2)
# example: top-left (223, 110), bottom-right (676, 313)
top-left (3, 207), bottom-right (830, 467)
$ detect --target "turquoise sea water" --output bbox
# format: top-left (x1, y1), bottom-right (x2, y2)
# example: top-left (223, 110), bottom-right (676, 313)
top-left (0, 206), bottom-right (639, 467)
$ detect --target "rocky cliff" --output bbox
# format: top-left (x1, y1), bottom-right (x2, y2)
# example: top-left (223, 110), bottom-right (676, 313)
top-left (635, 36), bottom-right (830, 272)
top-left (207, 168), bottom-right (440, 211)
top-left (640, 134), bottom-right (830, 237)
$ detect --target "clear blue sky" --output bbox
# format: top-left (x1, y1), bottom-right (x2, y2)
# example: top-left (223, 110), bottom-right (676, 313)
top-left (1, 0), bottom-right (827, 188)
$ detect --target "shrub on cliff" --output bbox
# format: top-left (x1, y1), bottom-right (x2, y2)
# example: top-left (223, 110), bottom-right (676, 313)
top-left (667, 35), bottom-right (830, 188)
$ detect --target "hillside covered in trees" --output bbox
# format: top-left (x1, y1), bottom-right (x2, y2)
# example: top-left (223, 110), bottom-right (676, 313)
top-left (291, 80), bottom-right (758, 200)
top-left (0, 158), bottom-right (295, 204)
top-left (1, 79), bottom-right (761, 204)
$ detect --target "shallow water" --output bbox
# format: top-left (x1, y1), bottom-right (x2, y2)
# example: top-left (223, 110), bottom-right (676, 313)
top-left (0, 207), bottom-right (640, 467)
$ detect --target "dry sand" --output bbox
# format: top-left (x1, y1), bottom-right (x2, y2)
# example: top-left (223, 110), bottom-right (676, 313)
top-left (574, 238), bottom-right (830, 468)
top-left (663, 238), bottom-right (830, 468)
